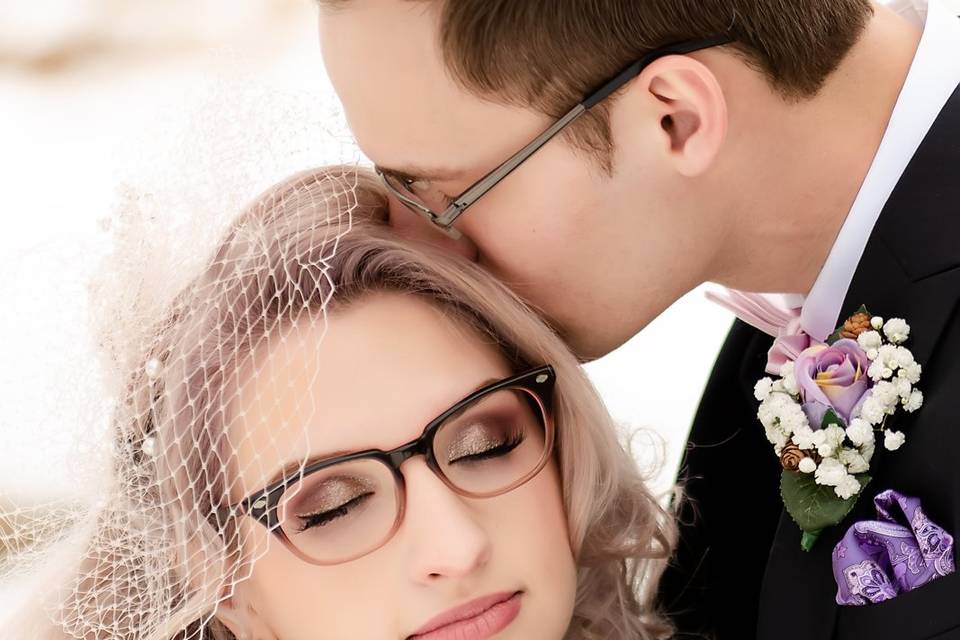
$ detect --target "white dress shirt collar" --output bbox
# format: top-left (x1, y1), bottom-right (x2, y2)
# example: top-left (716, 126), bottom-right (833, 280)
top-left (800, 0), bottom-right (960, 341)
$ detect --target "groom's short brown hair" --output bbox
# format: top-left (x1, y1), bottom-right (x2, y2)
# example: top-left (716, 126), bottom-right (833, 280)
top-left (326, 0), bottom-right (874, 164)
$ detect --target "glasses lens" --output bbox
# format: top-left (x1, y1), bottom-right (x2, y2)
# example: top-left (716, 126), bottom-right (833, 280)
top-left (277, 458), bottom-right (399, 564)
top-left (434, 387), bottom-right (550, 497)
top-left (381, 172), bottom-right (451, 216)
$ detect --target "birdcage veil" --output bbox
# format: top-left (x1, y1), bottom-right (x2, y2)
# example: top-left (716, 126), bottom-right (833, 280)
top-left (0, 70), bottom-right (366, 640)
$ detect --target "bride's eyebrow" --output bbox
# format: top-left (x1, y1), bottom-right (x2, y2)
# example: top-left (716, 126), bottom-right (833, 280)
top-left (262, 449), bottom-right (353, 489)
top-left (261, 376), bottom-right (505, 487)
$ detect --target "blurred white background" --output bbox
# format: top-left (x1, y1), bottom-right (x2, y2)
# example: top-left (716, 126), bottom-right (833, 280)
top-left (0, 0), bottom-right (736, 623)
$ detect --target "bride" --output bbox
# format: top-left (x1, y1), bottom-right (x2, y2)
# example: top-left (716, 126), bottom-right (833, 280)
top-left (8, 166), bottom-right (675, 640)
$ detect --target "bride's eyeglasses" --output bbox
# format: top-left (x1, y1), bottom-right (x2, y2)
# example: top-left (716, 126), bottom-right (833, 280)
top-left (376, 35), bottom-right (734, 239)
top-left (215, 366), bottom-right (556, 565)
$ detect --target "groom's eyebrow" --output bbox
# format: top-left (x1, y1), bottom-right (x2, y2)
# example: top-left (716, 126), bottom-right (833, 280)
top-left (378, 163), bottom-right (469, 183)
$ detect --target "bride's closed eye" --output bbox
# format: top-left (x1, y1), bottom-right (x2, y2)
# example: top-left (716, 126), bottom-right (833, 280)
top-left (446, 422), bottom-right (525, 465)
top-left (292, 476), bottom-right (376, 532)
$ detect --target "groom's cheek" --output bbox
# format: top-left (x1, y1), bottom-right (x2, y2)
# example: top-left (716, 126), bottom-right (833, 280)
top-left (385, 196), bottom-right (480, 262)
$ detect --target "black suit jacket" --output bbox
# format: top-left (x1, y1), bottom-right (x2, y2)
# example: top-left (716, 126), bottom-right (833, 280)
top-left (659, 83), bottom-right (960, 639)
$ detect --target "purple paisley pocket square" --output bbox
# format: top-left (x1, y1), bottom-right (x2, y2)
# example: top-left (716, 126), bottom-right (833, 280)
top-left (832, 489), bottom-right (955, 606)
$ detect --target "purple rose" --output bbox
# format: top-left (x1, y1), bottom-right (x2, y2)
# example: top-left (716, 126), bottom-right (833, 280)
top-left (794, 339), bottom-right (872, 427)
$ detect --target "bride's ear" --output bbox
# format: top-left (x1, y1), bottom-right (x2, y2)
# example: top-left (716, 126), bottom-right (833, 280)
top-left (638, 53), bottom-right (729, 177)
top-left (214, 592), bottom-right (278, 640)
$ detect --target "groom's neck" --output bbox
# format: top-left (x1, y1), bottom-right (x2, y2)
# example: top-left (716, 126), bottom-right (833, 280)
top-left (710, 2), bottom-right (922, 296)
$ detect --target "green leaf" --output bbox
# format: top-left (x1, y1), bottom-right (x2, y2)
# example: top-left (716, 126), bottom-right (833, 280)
top-left (781, 470), bottom-right (871, 549)
top-left (821, 408), bottom-right (845, 430)
top-left (801, 530), bottom-right (822, 552)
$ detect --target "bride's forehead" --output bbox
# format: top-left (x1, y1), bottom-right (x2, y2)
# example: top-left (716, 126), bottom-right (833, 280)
top-left (228, 293), bottom-right (511, 467)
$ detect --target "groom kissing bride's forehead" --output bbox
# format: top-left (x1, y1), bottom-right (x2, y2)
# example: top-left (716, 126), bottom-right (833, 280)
top-left (318, 0), bottom-right (960, 638)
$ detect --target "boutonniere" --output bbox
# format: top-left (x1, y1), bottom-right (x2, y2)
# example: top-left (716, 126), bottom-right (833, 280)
top-left (753, 307), bottom-right (924, 551)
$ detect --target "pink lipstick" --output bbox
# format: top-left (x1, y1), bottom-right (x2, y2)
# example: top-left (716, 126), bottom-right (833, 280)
top-left (409, 591), bottom-right (522, 640)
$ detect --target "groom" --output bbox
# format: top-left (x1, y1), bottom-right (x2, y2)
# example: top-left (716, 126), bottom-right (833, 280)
top-left (317, 1), bottom-right (960, 638)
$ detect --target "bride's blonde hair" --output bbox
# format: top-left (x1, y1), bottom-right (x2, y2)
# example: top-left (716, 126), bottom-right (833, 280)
top-left (27, 166), bottom-right (676, 640)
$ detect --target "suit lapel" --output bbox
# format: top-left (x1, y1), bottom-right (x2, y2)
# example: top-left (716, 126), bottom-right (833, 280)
top-left (756, 82), bottom-right (960, 640)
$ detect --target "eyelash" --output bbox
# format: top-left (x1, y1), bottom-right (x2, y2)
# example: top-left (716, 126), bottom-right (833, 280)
top-left (296, 492), bottom-right (373, 532)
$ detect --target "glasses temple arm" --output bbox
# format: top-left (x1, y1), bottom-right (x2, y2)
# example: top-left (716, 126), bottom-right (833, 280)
top-left (436, 104), bottom-right (587, 226)
top-left (437, 35), bottom-right (732, 227)
top-left (583, 35), bottom-right (734, 109)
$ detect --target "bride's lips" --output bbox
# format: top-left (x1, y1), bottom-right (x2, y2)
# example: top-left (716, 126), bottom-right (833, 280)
top-left (408, 591), bottom-right (523, 640)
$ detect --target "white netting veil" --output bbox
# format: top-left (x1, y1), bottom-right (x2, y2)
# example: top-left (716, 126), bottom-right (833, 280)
top-left (0, 69), bottom-right (365, 640)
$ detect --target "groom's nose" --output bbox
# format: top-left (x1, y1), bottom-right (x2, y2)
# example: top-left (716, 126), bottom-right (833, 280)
top-left (386, 195), bottom-right (479, 262)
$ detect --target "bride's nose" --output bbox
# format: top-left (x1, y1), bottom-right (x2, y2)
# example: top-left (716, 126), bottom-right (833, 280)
top-left (386, 196), bottom-right (479, 262)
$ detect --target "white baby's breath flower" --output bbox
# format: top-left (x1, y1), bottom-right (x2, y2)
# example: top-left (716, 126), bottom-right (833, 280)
top-left (899, 362), bottom-right (922, 385)
top-left (825, 424), bottom-right (846, 445)
top-left (883, 318), bottom-right (910, 344)
top-left (815, 458), bottom-right (848, 487)
top-left (871, 316), bottom-right (884, 330)
top-left (816, 424), bottom-right (846, 458)
top-left (872, 381), bottom-right (899, 407)
top-left (759, 392), bottom-right (808, 441)
top-left (893, 377), bottom-right (913, 401)
top-left (877, 344), bottom-right (901, 368)
top-left (839, 448), bottom-right (870, 474)
top-left (757, 407), bottom-right (775, 430)
top-left (846, 418), bottom-right (874, 447)
top-left (782, 372), bottom-right (799, 396)
top-left (859, 397), bottom-right (886, 425)
top-left (754, 377), bottom-right (775, 402)
top-left (904, 389), bottom-right (924, 413)
top-left (894, 346), bottom-right (915, 369)
top-left (867, 348), bottom-right (879, 360)
top-left (766, 426), bottom-right (789, 451)
top-left (799, 457), bottom-right (817, 474)
top-left (758, 394), bottom-right (787, 429)
top-left (835, 474), bottom-right (863, 500)
top-left (779, 405), bottom-right (808, 435)
top-left (857, 330), bottom-right (883, 352)
top-left (768, 391), bottom-right (793, 408)
top-left (810, 430), bottom-right (830, 458)
top-left (792, 425), bottom-right (816, 450)
top-left (884, 430), bottom-right (907, 451)
top-left (860, 438), bottom-right (876, 464)
top-left (779, 361), bottom-right (795, 378)
top-left (868, 358), bottom-right (895, 381)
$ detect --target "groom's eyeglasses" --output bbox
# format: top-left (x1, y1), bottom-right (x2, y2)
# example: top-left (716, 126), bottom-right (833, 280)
top-left (376, 35), bottom-right (734, 239)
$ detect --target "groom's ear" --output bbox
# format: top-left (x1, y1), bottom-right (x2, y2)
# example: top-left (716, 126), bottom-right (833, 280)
top-left (636, 54), bottom-right (728, 177)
